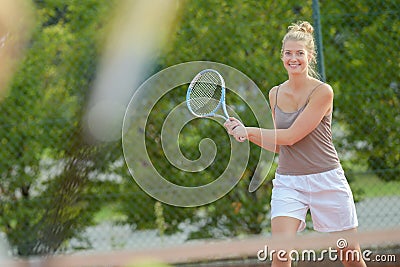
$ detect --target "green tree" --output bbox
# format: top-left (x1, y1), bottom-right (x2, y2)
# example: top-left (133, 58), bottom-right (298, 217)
top-left (0, 0), bottom-right (121, 255)
top-left (1, 0), bottom-right (398, 256)
top-left (122, 0), bottom-right (399, 241)
top-left (118, 0), bottom-right (315, 240)
top-left (321, 0), bottom-right (400, 180)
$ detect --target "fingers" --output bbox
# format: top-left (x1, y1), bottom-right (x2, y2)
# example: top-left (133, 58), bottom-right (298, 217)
top-left (224, 117), bottom-right (241, 134)
top-left (234, 135), bottom-right (246, 142)
top-left (233, 131), bottom-right (247, 142)
top-left (224, 117), bottom-right (247, 142)
top-left (228, 117), bottom-right (241, 124)
top-left (231, 125), bottom-right (247, 142)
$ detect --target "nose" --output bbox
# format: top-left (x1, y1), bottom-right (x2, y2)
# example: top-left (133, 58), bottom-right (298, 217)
top-left (292, 53), bottom-right (302, 59)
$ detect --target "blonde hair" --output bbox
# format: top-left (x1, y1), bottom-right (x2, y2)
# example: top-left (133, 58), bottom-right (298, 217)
top-left (281, 21), bottom-right (319, 78)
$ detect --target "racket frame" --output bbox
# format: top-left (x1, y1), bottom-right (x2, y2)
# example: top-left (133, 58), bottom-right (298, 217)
top-left (186, 69), bottom-right (229, 120)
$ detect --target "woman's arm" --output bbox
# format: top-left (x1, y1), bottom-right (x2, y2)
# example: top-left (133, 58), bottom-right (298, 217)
top-left (224, 86), bottom-right (280, 153)
top-left (231, 84), bottom-right (333, 146)
top-left (225, 120), bottom-right (279, 153)
top-left (246, 131), bottom-right (279, 153)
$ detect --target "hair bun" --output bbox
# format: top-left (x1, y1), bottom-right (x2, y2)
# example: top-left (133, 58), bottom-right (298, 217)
top-left (288, 21), bottom-right (314, 35)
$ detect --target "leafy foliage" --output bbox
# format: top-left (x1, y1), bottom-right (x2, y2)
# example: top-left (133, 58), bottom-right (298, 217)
top-left (0, 0), bottom-right (398, 256)
top-left (0, 0), bottom-right (118, 255)
top-left (321, 0), bottom-right (400, 180)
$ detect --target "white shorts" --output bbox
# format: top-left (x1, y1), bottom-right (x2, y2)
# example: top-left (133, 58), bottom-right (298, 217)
top-left (271, 167), bottom-right (358, 232)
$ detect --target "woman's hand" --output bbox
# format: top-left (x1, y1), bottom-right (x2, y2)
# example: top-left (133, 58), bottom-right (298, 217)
top-left (224, 117), bottom-right (240, 134)
top-left (224, 117), bottom-right (247, 142)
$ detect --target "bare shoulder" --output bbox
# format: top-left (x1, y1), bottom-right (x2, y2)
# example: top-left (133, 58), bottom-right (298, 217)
top-left (312, 82), bottom-right (334, 100)
top-left (321, 83), bottom-right (333, 93)
top-left (309, 83), bottom-right (334, 115)
top-left (268, 85), bottom-right (279, 106)
top-left (269, 86), bottom-right (278, 98)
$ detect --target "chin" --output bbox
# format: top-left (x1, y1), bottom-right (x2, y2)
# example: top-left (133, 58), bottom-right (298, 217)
top-left (286, 67), bottom-right (307, 76)
top-left (287, 70), bottom-right (305, 76)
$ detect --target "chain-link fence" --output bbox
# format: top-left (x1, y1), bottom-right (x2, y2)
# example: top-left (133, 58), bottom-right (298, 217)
top-left (0, 0), bottom-right (399, 259)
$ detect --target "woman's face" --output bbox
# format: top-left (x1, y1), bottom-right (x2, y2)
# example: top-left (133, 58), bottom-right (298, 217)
top-left (282, 40), bottom-right (311, 76)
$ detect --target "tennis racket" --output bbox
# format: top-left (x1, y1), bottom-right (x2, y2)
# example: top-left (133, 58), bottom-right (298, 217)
top-left (186, 69), bottom-right (245, 140)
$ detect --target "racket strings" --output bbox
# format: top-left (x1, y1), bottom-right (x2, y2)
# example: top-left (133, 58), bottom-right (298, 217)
top-left (189, 72), bottom-right (223, 116)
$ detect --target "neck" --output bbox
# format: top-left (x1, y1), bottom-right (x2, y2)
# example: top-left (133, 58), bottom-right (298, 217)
top-left (287, 73), bottom-right (312, 91)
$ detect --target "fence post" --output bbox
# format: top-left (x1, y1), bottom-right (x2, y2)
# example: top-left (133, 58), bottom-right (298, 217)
top-left (312, 0), bottom-right (326, 82)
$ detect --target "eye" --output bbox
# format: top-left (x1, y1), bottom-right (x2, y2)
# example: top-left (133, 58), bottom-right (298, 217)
top-left (284, 51), bottom-right (291, 56)
top-left (298, 51), bottom-right (305, 56)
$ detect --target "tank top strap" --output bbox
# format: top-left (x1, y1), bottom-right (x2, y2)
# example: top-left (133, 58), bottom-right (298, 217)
top-left (305, 82), bottom-right (325, 104)
top-left (274, 84), bottom-right (282, 110)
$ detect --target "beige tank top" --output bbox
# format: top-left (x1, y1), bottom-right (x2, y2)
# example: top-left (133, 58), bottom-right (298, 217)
top-left (274, 84), bottom-right (341, 175)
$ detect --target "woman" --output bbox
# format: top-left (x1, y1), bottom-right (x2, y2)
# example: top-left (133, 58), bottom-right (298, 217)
top-left (224, 21), bottom-right (366, 267)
